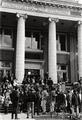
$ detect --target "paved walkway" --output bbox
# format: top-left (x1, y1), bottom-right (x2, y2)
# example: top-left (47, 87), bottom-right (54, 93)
top-left (0, 112), bottom-right (82, 120)
top-left (0, 112), bottom-right (70, 120)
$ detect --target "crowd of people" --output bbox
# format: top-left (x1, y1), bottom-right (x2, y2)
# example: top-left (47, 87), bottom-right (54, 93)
top-left (0, 73), bottom-right (82, 119)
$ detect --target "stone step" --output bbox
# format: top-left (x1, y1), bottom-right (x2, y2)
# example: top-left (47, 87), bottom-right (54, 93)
top-left (0, 104), bottom-right (12, 113)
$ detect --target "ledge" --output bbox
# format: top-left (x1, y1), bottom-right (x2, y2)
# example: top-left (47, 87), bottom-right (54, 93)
top-left (0, 47), bottom-right (14, 51)
top-left (57, 51), bottom-right (70, 54)
top-left (25, 48), bottom-right (43, 53)
top-left (25, 59), bottom-right (44, 63)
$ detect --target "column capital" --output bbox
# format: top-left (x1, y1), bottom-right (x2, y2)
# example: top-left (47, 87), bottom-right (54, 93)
top-left (49, 17), bottom-right (59, 23)
top-left (78, 21), bottom-right (82, 25)
top-left (16, 13), bottom-right (28, 19)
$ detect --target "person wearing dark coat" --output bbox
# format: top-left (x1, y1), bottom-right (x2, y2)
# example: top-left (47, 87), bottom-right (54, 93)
top-left (34, 89), bottom-right (41, 115)
top-left (71, 90), bottom-right (80, 118)
top-left (66, 90), bottom-right (72, 114)
top-left (26, 86), bottom-right (36, 118)
top-left (10, 86), bottom-right (19, 119)
top-left (47, 78), bottom-right (53, 90)
top-left (56, 91), bottom-right (65, 113)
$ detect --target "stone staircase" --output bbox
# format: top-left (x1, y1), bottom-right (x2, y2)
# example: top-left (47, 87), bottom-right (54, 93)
top-left (0, 104), bottom-right (12, 113)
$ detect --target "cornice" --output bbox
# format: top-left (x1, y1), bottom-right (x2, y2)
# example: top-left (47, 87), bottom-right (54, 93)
top-left (1, 0), bottom-right (70, 16)
top-left (1, 0), bottom-right (82, 20)
top-left (2, 0), bottom-right (82, 10)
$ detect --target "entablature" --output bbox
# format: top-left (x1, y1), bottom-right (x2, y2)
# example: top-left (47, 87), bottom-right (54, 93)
top-left (2, 0), bottom-right (82, 10)
top-left (1, 0), bottom-right (82, 21)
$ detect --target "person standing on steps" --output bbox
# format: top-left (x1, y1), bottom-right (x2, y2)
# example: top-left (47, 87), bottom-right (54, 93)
top-left (10, 86), bottom-right (19, 119)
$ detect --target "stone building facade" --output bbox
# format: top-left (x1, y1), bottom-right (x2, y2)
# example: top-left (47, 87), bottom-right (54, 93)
top-left (0, 0), bottom-right (82, 84)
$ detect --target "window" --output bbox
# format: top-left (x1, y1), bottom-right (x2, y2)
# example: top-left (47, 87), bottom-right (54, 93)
top-left (59, 35), bottom-right (66, 51)
top-left (25, 32), bottom-right (42, 50)
top-left (0, 70), bottom-right (3, 78)
top-left (57, 64), bottom-right (68, 83)
top-left (76, 39), bottom-right (78, 52)
top-left (56, 33), bottom-right (67, 51)
top-left (0, 28), bottom-right (2, 47)
top-left (0, 61), bottom-right (12, 68)
top-left (25, 37), bottom-right (37, 49)
top-left (0, 28), bottom-right (13, 48)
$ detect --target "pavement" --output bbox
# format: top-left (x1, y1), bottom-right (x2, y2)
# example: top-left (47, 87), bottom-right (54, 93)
top-left (0, 112), bottom-right (82, 120)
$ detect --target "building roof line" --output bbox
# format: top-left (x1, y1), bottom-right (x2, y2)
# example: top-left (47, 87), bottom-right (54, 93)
top-left (4, 0), bottom-right (82, 10)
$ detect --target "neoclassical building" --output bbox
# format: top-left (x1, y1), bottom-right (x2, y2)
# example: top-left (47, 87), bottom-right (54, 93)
top-left (0, 0), bottom-right (82, 84)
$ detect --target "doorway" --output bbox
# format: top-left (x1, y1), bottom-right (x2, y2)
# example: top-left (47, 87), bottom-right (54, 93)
top-left (25, 61), bottom-right (44, 80)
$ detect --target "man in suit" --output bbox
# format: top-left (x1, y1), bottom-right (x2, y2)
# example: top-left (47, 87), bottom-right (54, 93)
top-left (10, 86), bottom-right (19, 119)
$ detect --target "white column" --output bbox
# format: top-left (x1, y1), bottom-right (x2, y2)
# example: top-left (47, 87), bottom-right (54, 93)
top-left (15, 14), bottom-right (27, 83)
top-left (0, 0), bottom-right (2, 4)
top-left (78, 21), bottom-right (82, 80)
top-left (48, 18), bottom-right (58, 84)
